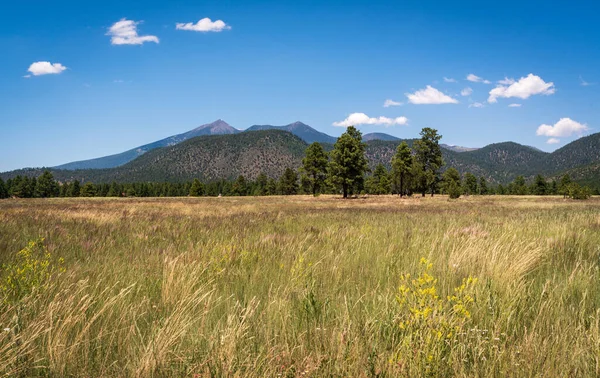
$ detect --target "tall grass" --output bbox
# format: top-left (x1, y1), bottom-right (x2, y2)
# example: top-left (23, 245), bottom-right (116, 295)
top-left (0, 195), bottom-right (599, 376)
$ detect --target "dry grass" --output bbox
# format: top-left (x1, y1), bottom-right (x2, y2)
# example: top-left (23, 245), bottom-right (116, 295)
top-left (0, 195), bottom-right (599, 376)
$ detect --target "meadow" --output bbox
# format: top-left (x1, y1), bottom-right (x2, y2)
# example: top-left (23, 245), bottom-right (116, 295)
top-left (0, 195), bottom-right (599, 377)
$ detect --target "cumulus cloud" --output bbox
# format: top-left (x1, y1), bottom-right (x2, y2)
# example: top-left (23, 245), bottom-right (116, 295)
top-left (488, 74), bottom-right (555, 103)
top-left (466, 74), bottom-right (491, 84)
top-left (469, 102), bottom-right (484, 108)
top-left (536, 118), bottom-right (589, 138)
top-left (547, 138), bottom-right (560, 144)
top-left (406, 85), bottom-right (458, 104)
top-left (460, 87), bottom-right (473, 96)
top-left (383, 99), bottom-right (403, 107)
top-left (107, 19), bottom-right (159, 45)
top-left (176, 17), bottom-right (231, 32)
top-left (444, 77), bottom-right (457, 83)
top-left (333, 113), bottom-right (408, 127)
top-left (26, 61), bottom-right (67, 76)
top-left (508, 103), bottom-right (522, 108)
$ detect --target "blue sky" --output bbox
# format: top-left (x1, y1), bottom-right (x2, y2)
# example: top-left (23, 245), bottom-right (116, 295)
top-left (1, 0), bottom-right (599, 171)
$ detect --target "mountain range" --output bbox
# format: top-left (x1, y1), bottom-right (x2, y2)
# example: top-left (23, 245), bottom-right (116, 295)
top-left (2, 120), bottom-right (599, 188)
top-left (51, 120), bottom-right (478, 171)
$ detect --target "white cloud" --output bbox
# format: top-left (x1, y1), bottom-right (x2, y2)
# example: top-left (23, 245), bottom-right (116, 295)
top-left (547, 138), bottom-right (560, 144)
top-left (406, 85), bottom-right (458, 104)
top-left (383, 99), bottom-right (403, 107)
top-left (176, 17), bottom-right (231, 32)
top-left (488, 74), bottom-right (555, 103)
top-left (580, 75), bottom-right (595, 86)
top-left (536, 118), bottom-right (589, 138)
top-left (466, 74), bottom-right (491, 84)
top-left (444, 77), bottom-right (457, 83)
top-left (107, 19), bottom-right (159, 45)
top-left (469, 102), bottom-right (484, 108)
top-left (460, 87), bottom-right (473, 96)
top-left (333, 113), bottom-right (408, 127)
top-left (498, 77), bottom-right (516, 85)
top-left (508, 103), bottom-right (522, 107)
top-left (27, 61), bottom-right (67, 76)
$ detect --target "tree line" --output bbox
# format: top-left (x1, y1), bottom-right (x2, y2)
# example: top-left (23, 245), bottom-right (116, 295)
top-left (0, 126), bottom-right (593, 200)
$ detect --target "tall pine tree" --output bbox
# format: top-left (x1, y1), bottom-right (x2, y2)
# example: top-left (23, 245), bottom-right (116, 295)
top-left (328, 126), bottom-right (369, 199)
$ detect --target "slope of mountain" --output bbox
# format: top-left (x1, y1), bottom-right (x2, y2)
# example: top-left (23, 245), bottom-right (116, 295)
top-left (546, 133), bottom-right (600, 173)
top-left (440, 144), bottom-right (479, 153)
top-left (245, 122), bottom-right (337, 144)
top-left (54, 120), bottom-right (239, 170)
top-left (363, 133), bottom-right (400, 142)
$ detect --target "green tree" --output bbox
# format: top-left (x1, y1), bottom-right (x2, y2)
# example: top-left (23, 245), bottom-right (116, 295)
top-left (442, 167), bottom-right (462, 199)
top-left (231, 175), bottom-right (248, 196)
top-left (559, 174), bottom-right (572, 198)
top-left (328, 126), bottom-right (369, 199)
top-left (107, 182), bottom-right (120, 197)
top-left (35, 170), bottom-right (59, 198)
top-left (0, 178), bottom-right (8, 199)
top-left (265, 178), bottom-right (278, 196)
top-left (566, 183), bottom-right (592, 200)
top-left (463, 173), bottom-right (478, 196)
top-left (301, 142), bottom-right (329, 196)
top-left (80, 182), bottom-right (97, 197)
top-left (512, 176), bottom-right (528, 195)
top-left (391, 141), bottom-right (414, 197)
top-left (70, 180), bottom-right (81, 197)
top-left (189, 178), bottom-right (205, 196)
top-left (532, 174), bottom-right (548, 195)
top-left (255, 173), bottom-right (268, 196)
top-left (478, 176), bottom-right (488, 195)
top-left (413, 128), bottom-right (444, 197)
top-left (496, 184), bottom-right (506, 195)
top-left (366, 164), bottom-right (391, 194)
top-left (279, 168), bottom-right (299, 195)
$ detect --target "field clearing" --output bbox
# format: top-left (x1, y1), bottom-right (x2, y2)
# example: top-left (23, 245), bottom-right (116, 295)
top-left (0, 195), bottom-right (599, 377)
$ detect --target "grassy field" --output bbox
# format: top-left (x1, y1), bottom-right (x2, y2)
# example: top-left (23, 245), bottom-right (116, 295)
top-left (0, 195), bottom-right (599, 377)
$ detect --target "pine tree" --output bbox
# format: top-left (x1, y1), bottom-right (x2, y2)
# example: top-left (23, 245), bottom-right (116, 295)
top-left (559, 174), bottom-right (572, 198)
top-left (255, 173), bottom-right (268, 196)
top-left (478, 176), bottom-right (488, 195)
top-left (413, 128), bottom-right (444, 197)
top-left (463, 173), bottom-right (478, 196)
top-left (366, 164), bottom-right (391, 194)
top-left (391, 141), bottom-right (414, 197)
top-left (189, 179), bottom-right (204, 196)
top-left (107, 182), bottom-right (120, 197)
top-left (35, 170), bottom-right (59, 198)
top-left (80, 182), bottom-right (97, 197)
top-left (301, 142), bottom-right (329, 196)
top-left (231, 175), bottom-right (248, 196)
top-left (513, 176), bottom-right (528, 195)
top-left (70, 180), bottom-right (81, 197)
top-left (328, 126), bottom-right (369, 199)
top-left (532, 174), bottom-right (548, 195)
top-left (442, 167), bottom-right (462, 199)
top-left (0, 178), bottom-right (7, 199)
top-left (279, 168), bottom-right (299, 195)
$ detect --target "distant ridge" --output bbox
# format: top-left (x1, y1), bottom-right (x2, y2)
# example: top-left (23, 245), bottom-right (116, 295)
top-left (363, 133), bottom-right (400, 142)
top-left (440, 144), bottom-right (479, 153)
top-left (54, 120), bottom-right (239, 170)
top-left (245, 121), bottom-right (337, 144)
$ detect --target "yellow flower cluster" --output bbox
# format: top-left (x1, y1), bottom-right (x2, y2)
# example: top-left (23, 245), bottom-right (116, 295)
top-left (394, 258), bottom-right (478, 374)
top-left (0, 239), bottom-right (64, 305)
